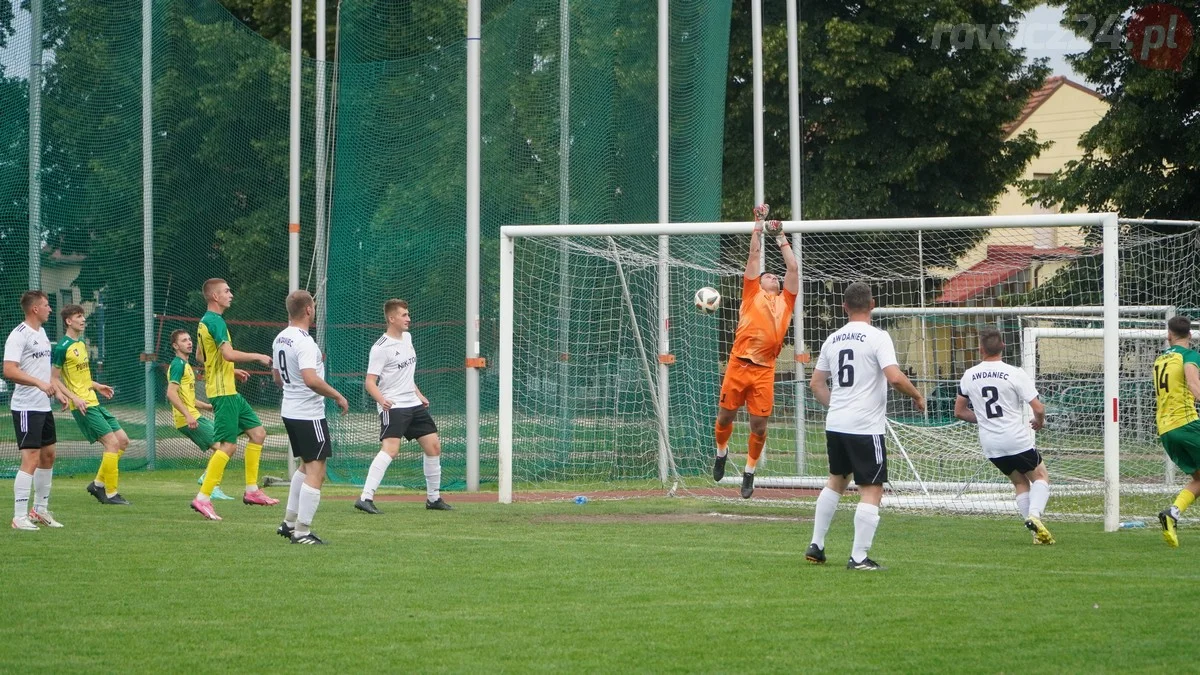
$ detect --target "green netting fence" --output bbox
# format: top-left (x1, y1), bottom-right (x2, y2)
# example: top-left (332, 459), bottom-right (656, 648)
top-left (0, 0), bottom-right (731, 489)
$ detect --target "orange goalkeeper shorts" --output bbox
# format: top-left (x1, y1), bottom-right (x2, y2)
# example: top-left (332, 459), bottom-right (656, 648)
top-left (719, 358), bottom-right (776, 417)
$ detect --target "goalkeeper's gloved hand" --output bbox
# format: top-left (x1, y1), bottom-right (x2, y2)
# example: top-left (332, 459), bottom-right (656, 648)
top-left (764, 219), bottom-right (783, 236)
top-left (753, 203), bottom-right (770, 221)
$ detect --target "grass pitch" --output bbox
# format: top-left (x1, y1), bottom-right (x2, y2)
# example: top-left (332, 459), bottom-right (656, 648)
top-left (0, 471), bottom-right (1191, 673)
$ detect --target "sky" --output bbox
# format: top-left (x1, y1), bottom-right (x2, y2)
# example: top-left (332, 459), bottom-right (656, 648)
top-left (0, 2), bottom-right (1089, 85)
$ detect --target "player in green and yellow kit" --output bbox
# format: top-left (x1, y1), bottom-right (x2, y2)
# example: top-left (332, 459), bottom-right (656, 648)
top-left (1153, 315), bottom-right (1200, 547)
top-left (51, 304), bottom-right (131, 505)
top-left (190, 278), bottom-right (276, 521)
top-left (165, 328), bottom-right (245, 501)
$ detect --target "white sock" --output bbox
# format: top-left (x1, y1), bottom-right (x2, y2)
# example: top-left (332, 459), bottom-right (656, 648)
top-left (246, 483), bottom-right (258, 493)
top-left (1029, 480), bottom-right (1050, 519)
top-left (285, 470), bottom-right (305, 527)
top-left (14, 471), bottom-right (33, 518)
top-left (93, 479), bottom-right (104, 488)
top-left (194, 492), bottom-right (210, 502)
top-left (361, 451), bottom-right (393, 501)
top-left (424, 454), bottom-right (441, 501)
top-left (296, 483), bottom-right (321, 535)
top-left (851, 502), bottom-right (881, 563)
top-left (810, 487), bottom-right (841, 549)
top-left (1015, 492), bottom-right (1030, 518)
top-left (33, 468), bottom-right (52, 512)
top-left (716, 448), bottom-right (727, 458)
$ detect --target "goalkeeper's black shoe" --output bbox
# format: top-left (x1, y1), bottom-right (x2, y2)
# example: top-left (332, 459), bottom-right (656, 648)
top-left (103, 493), bottom-right (131, 506)
top-left (426, 498), bottom-right (453, 511)
top-left (712, 453), bottom-right (728, 482)
top-left (846, 557), bottom-right (884, 571)
top-left (804, 543), bottom-right (826, 564)
top-left (276, 521), bottom-right (294, 539)
top-left (86, 482), bottom-right (106, 504)
top-left (740, 472), bottom-right (755, 499)
top-left (291, 532), bottom-right (326, 545)
top-left (354, 498), bottom-right (382, 515)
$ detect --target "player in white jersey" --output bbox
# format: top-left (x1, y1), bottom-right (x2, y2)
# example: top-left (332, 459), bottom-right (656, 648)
top-left (806, 282), bottom-right (925, 570)
top-left (955, 326), bottom-right (1053, 544)
top-left (355, 298), bottom-right (452, 514)
top-left (271, 290), bottom-right (348, 545)
top-left (4, 290), bottom-right (69, 530)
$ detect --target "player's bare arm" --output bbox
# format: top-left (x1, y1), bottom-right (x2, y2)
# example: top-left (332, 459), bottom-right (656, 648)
top-left (50, 365), bottom-right (88, 413)
top-left (1185, 362), bottom-right (1200, 401)
top-left (809, 368), bottom-right (832, 407)
top-left (196, 400), bottom-right (213, 412)
top-left (1029, 397), bottom-right (1046, 431)
top-left (234, 368), bottom-right (250, 383)
top-left (92, 381), bottom-right (114, 399)
top-left (415, 384), bottom-right (429, 407)
top-left (165, 381), bottom-right (198, 429)
top-left (745, 203), bottom-right (768, 279)
top-left (768, 220), bottom-right (799, 294)
top-left (954, 394), bottom-right (977, 424)
top-left (300, 367), bottom-right (349, 415)
top-left (4, 359), bottom-right (56, 397)
top-left (218, 341), bottom-right (272, 367)
top-left (883, 364), bottom-right (925, 412)
top-left (365, 374), bottom-right (392, 410)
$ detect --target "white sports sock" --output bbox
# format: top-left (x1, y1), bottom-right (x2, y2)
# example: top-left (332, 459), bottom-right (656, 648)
top-left (424, 454), bottom-right (441, 501)
top-left (246, 483), bottom-right (259, 493)
top-left (93, 479), bottom-right (104, 488)
top-left (194, 492), bottom-right (210, 503)
top-left (296, 483), bottom-right (321, 535)
top-left (285, 470), bottom-right (305, 527)
top-left (1015, 492), bottom-right (1030, 518)
top-left (851, 502), bottom-right (881, 563)
top-left (810, 487), bottom-right (841, 549)
top-left (716, 448), bottom-right (727, 458)
top-left (1029, 480), bottom-right (1050, 519)
top-left (361, 451), bottom-right (393, 501)
top-left (33, 468), bottom-right (52, 512)
top-left (14, 471), bottom-right (33, 518)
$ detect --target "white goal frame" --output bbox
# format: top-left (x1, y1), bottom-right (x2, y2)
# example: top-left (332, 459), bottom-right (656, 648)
top-left (498, 212), bottom-right (1121, 529)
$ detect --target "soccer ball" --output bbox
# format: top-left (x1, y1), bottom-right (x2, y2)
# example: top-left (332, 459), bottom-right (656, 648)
top-left (694, 287), bottom-right (720, 314)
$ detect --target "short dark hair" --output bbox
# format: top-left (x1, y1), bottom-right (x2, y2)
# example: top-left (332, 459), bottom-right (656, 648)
top-left (978, 325), bottom-right (1004, 357)
top-left (1168, 315), bottom-right (1192, 340)
top-left (384, 299), bottom-right (408, 318)
top-left (203, 278), bottom-right (227, 300)
top-left (170, 329), bottom-right (190, 346)
top-left (843, 282), bottom-right (873, 313)
top-left (19, 290), bottom-right (47, 313)
top-left (286, 289), bottom-right (314, 319)
top-left (60, 304), bottom-right (85, 322)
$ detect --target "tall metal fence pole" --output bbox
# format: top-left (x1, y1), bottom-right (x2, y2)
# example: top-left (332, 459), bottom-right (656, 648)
top-left (142, 0), bottom-right (156, 468)
top-left (28, 0), bottom-right (43, 289)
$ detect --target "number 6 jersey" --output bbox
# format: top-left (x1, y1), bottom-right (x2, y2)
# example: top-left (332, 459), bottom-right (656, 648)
top-left (958, 360), bottom-right (1039, 458)
top-left (815, 321), bottom-right (899, 436)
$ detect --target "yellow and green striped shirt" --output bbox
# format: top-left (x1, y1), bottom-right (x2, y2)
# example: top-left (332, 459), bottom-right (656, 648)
top-left (198, 311), bottom-right (238, 398)
top-left (51, 335), bottom-right (98, 411)
top-left (167, 356), bottom-right (202, 428)
top-left (1154, 345), bottom-right (1200, 435)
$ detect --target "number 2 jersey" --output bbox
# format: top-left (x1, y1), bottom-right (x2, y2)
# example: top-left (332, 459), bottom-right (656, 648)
top-left (958, 360), bottom-right (1039, 458)
top-left (815, 321), bottom-right (898, 436)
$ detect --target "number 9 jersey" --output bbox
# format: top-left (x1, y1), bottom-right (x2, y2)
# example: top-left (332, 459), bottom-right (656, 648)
top-left (958, 360), bottom-right (1039, 458)
top-left (272, 326), bottom-right (326, 420)
top-left (815, 322), bottom-right (899, 436)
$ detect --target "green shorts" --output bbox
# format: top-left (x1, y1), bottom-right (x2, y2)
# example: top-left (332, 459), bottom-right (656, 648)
top-left (212, 394), bottom-right (261, 444)
top-left (177, 417), bottom-right (216, 452)
top-left (1161, 420), bottom-right (1200, 475)
top-left (71, 406), bottom-right (122, 444)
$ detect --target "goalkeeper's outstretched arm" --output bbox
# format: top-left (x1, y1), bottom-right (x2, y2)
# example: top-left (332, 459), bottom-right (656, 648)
top-left (745, 203), bottom-right (769, 279)
top-left (771, 222), bottom-right (799, 294)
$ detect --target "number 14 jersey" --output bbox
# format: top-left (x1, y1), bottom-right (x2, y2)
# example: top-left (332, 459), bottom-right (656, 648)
top-left (958, 360), bottom-right (1039, 458)
top-left (815, 321), bottom-right (898, 436)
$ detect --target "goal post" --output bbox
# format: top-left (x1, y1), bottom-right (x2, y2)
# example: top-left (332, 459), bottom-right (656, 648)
top-left (498, 213), bottom-right (1125, 523)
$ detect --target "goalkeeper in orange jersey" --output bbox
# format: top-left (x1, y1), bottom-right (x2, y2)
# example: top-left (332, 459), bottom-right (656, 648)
top-left (711, 204), bottom-right (799, 498)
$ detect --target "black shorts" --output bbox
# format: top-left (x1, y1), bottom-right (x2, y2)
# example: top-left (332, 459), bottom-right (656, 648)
top-left (380, 405), bottom-right (438, 442)
top-left (826, 430), bottom-right (887, 486)
top-left (989, 448), bottom-right (1042, 476)
top-left (12, 411), bottom-right (57, 450)
top-left (283, 417), bottom-right (332, 462)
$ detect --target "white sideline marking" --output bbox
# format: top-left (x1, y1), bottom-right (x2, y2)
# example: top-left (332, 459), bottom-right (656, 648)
top-left (704, 512), bottom-right (797, 522)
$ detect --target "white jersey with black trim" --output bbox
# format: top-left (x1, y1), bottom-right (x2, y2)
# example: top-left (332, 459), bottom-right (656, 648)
top-left (958, 360), bottom-right (1039, 458)
top-left (272, 326), bottom-right (327, 420)
top-left (3, 322), bottom-right (52, 412)
top-left (815, 321), bottom-right (899, 435)
top-left (367, 332), bottom-right (421, 413)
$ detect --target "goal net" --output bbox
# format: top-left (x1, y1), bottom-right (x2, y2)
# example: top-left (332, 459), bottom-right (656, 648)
top-left (499, 214), bottom-right (1200, 529)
